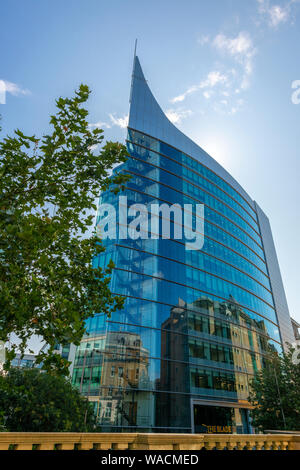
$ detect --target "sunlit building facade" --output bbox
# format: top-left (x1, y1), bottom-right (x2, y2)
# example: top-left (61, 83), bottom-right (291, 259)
top-left (71, 56), bottom-right (294, 433)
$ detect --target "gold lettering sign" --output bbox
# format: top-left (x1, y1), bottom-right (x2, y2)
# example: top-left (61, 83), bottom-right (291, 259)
top-left (201, 424), bottom-right (232, 433)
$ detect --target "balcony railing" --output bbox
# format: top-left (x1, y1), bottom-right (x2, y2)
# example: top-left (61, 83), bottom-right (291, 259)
top-left (0, 432), bottom-right (299, 450)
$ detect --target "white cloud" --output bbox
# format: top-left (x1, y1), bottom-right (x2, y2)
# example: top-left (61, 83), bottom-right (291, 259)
top-left (109, 113), bottom-right (129, 129)
top-left (170, 85), bottom-right (198, 103)
top-left (1, 80), bottom-right (30, 97)
top-left (89, 144), bottom-right (100, 151)
top-left (91, 113), bottom-right (129, 130)
top-left (202, 70), bottom-right (228, 87)
top-left (257, 0), bottom-right (299, 28)
top-left (230, 106), bottom-right (238, 115)
top-left (214, 97), bottom-right (245, 115)
top-left (203, 90), bottom-right (213, 99)
top-left (230, 98), bottom-right (245, 114)
top-left (212, 31), bottom-right (256, 90)
top-left (169, 31), bottom-right (253, 116)
top-left (213, 31), bottom-right (254, 56)
top-left (170, 70), bottom-right (227, 104)
top-left (269, 5), bottom-right (289, 26)
top-left (197, 34), bottom-right (210, 46)
top-left (165, 108), bottom-right (192, 124)
top-left (89, 120), bottom-right (111, 129)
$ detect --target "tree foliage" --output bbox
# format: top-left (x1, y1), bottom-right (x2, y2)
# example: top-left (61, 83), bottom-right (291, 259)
top-left (0, 368), bottom-right (96, 432)
top-left (249, 346), bottom-right (300, 431)
top-left (0, 85), bottom-right (129, 373)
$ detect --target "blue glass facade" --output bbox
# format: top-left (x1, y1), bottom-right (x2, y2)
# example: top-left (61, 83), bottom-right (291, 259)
top-left (71, 56), bottom-right (294, 433)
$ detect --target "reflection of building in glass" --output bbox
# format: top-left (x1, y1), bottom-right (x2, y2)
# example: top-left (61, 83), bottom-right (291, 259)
top-left (157, 296), bottom-right (279, 432)
top-left (72, 331), bottom-right (151, 428)
top-left (73, 55), bottom-right (294, 432)
top-left (11, 353), bottom-right (39, 369)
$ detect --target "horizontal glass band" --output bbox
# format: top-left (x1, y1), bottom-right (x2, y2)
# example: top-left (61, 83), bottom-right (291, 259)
top-left (110, 268), bottom-right (277, 323)
top-left (127, 139), bottom-right (258, 227)
top-left (83, 318), bottom-right (282, 355)
top-left (85, 295), bottom-right (282, 345)
top-left (123, 169), bottom-right (263, 252)
top-left (77, 321), bottom-right (281, 367)
top-left (97, 244), bottom-right (273, 306)
top-left (101, 188), bottom-right (267, 272)
top-left (112, 243), bottom-right (273, 301)
top-left (128, 128), bottom-right (257, 220)
top-left (98, 209), bottom-right (269, 282)
top-left (72, 355), bottom-right (253, 399)
top-left (126, 143), bottom-right (260, 235)
top-left (107, 237), bottom-right (271, 290)
top-left (73, 347), bottom-right (266, 377)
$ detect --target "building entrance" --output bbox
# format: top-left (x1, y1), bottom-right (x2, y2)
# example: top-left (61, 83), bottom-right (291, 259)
top-left (193, 403), bottom-right (250, 434)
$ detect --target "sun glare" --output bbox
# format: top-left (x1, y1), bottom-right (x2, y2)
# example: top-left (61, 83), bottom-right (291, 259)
top-left (198, 136), bottom-right (230, 167)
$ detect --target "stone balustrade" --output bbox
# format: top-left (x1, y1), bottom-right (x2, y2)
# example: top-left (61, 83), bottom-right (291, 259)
top-left (0, 432), bottom-right (299, 450)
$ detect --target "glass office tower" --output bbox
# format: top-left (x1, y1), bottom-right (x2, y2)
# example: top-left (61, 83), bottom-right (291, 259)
top-left (71, 56), bottom-right (294, 433)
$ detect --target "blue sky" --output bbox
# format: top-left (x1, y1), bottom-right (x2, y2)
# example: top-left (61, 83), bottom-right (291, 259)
top-left (1, 0), bottom-right (300, 337)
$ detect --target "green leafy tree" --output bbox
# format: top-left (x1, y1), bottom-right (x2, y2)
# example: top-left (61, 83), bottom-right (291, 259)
top-left (0, 85), bottom-right (129, 373)
top-left (249, 346), bottom-right (300, 431)
top-left (0, 368), bottom-right (96, 431)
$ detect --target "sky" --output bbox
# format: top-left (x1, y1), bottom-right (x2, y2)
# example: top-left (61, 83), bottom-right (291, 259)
top-left (1, 0), bottom-right (300, 349)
